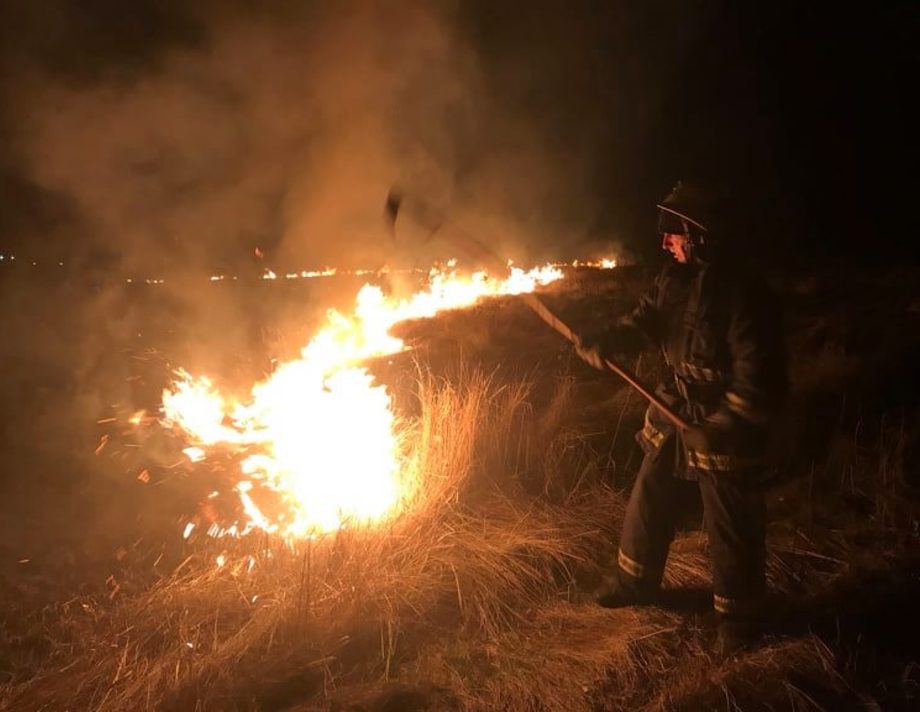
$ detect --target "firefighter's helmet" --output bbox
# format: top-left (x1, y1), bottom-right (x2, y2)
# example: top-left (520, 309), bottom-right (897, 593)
top-left (657, 181), bottom-right (723, 247)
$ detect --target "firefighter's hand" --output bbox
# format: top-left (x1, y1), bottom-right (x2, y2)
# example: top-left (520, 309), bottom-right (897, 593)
top-left (573, 334), bottom-right (606, 371)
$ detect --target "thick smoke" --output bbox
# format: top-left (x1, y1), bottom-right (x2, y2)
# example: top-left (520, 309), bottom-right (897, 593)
top-left (4, 0), bottom-right (625, 277)
top-left (0, 1), bottom-right (633, 533)
top-left (8, 3), bottom-right (438, 273)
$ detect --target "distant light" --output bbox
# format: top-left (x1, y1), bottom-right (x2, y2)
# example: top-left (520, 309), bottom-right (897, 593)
top-left (9, 256), bottom-right (13, 261)
top-left (0, 255), bottom-right (5, 261)
top-left (58, 261), bottom-right (64, 266)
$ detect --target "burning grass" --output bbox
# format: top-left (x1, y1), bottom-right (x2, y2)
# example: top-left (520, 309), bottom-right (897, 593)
top-left (6, 363), bottom-right (918, 711)
top-left (3, 266), bottom-right (920, 710)
top-left (0, 371), bottom-right (620, 711)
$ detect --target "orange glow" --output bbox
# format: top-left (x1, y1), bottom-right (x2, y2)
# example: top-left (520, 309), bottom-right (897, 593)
top-left (567, 257), bottom-right (617, 269)
top-left (159, 263), bottom-right (564, 540)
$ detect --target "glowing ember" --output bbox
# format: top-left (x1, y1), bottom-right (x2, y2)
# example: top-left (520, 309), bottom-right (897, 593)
top-left (159, 262), bottom-right (564, 540)
top-left (182, 446), bottom-right (207, 463)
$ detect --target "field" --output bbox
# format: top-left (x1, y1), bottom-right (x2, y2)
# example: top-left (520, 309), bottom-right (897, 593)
top-left (1, 262), bottom-right (919, 710)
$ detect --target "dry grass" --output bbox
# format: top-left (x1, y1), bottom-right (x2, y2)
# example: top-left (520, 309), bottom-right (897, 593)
top-left (5, 366), bottom-right (914, 711)
top-left (3, 270), bottom-right (920, 711)
top-left (0, 371), bottom-right (620, 711)
top-left (412, 602), bottom-right (685, 712)
top-left (643, 635), bottom-right (853, 711)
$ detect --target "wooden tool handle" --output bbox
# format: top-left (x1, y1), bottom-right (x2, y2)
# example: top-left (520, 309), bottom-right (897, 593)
top-left (449, 232), bottom-right (690, 430)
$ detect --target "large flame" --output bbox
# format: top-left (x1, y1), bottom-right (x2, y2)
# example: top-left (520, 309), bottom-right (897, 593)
top-left (160, 262), bottom-right (568, 539)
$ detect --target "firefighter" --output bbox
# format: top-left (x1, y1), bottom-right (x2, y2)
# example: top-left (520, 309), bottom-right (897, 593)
top-left (574, 181), bottom-right (787, 656)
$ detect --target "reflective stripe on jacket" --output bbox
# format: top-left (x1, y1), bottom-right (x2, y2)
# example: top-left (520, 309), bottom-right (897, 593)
top-left (626, 258), bottom-right (787, 479)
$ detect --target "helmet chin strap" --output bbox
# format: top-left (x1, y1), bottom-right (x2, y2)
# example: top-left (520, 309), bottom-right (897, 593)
top-left (679, 217), bottom-right (707, 249)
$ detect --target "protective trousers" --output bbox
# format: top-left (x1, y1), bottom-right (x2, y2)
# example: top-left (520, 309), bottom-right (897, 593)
top-left (616, 438), bottom-right (766, 617)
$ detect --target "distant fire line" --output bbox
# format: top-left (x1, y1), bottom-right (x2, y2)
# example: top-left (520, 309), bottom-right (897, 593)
top-left (121, 257), bottom-right (617, 286)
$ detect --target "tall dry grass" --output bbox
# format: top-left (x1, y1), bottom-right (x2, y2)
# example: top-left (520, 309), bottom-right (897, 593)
top-left (0, 370), bottom-right (621, 711)
top-left (4, 301), bottom-right (920, 711)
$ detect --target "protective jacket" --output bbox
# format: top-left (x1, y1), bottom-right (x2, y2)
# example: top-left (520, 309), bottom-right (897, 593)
top-left (605, 256), bottom-right (786, 479)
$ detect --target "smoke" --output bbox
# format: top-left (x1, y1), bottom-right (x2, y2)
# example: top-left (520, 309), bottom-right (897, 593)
top-left (3, 4), bottom-right (429, 272)
top-left (0, 0), bottom-right (677, 470)
top-left (9, 0), bottom-right (890, 274)
top-left (3, 0), bottom-right (660, 278)
top-left (0, 1), bottom-right (740, 414)
top-left (0, 1), bottom-right (609, 527)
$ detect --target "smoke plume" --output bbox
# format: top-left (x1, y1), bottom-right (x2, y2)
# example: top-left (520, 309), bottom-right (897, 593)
top-left (3, 0), bottom-right (627, 277)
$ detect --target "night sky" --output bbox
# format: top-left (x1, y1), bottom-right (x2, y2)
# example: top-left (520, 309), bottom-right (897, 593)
top-left (0, 0), bottom-right (914, 272)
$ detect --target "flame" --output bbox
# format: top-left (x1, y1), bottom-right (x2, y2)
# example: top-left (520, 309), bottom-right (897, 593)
top-left (567, 257), bottom-right (617, 269)
top-left (159, 263), bottom-right (563, 540)
top-left (131, 258), bottom-right (614, 286)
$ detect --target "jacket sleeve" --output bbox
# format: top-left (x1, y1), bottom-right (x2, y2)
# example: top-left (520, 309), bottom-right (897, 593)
top-left (710, 277), bottom-right (787, 429)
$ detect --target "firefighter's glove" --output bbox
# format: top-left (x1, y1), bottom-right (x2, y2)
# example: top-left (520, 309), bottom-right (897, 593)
top-left (573, 334), bottom-right (606, 371)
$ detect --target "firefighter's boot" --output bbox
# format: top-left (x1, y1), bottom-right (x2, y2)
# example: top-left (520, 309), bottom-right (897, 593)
top-left (587, 570), bottom-right (657, 608)
top-left (714, 615), bottom-right (760, 659)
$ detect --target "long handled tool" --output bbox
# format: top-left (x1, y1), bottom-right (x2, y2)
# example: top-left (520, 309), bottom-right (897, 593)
top-left (384, 189), bottom-right (689, 431)
top-left (519, 293), bottom-right (689, 430)
top-left (454, 233), bottom-right (689, 431)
